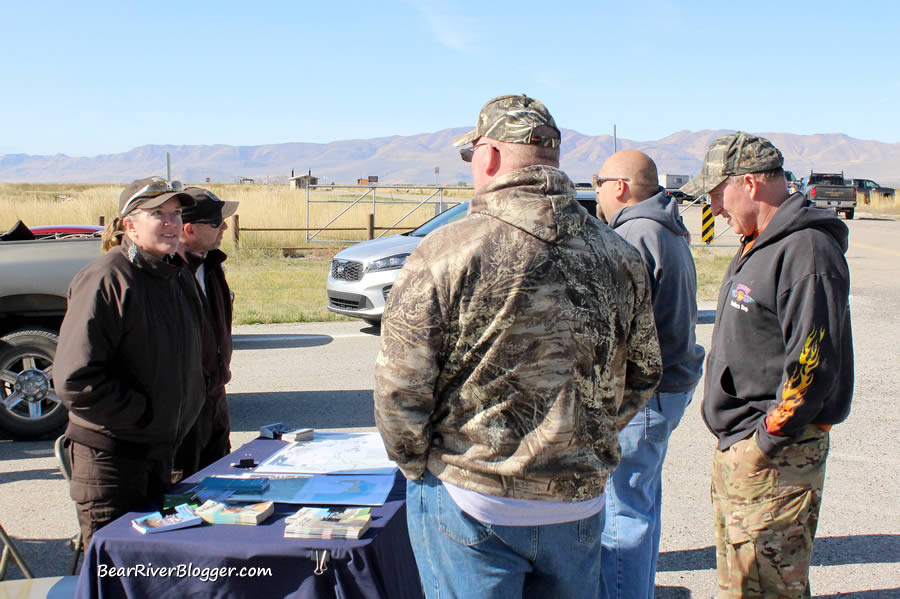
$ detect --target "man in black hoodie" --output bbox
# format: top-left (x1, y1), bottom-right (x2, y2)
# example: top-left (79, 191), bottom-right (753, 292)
top-left (682, 132), bottom-right (854, 598)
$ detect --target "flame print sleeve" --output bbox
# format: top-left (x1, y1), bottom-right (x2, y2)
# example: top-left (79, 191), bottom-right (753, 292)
top-left (767, 327), bottom-right (825, 433)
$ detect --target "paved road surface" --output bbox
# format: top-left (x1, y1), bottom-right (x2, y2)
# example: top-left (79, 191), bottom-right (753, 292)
top-left (1, 213), bottom-right (898, 597)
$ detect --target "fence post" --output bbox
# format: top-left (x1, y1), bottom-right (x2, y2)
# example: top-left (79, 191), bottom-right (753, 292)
top-left (98, 215), bottom-right (105, 226)
top-left (232, 214), bottom-right (240, 252)
top-left (367, 214), bottom-right (375, 240)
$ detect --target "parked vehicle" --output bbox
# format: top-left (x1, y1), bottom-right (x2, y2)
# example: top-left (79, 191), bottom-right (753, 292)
top-left (851, 178), bottom-right (895, 203)
top-left (802, 172), bottom-right (857, 220)
top-left (0, 221), bottom-right (101, 437)
top-left (785, 170), bottom-right (801, 194)
top-left (658, 173), bottom-right (694, 203)
top-left (326, 191), bottom-right (598, 325)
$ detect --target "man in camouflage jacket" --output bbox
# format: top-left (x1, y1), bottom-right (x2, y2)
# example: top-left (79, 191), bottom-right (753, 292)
top-left (374, 94), bottom-right (661, 599)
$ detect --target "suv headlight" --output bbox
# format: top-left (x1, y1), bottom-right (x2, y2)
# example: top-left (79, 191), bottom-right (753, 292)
top-left (366, 253), bottom-right (410, 272)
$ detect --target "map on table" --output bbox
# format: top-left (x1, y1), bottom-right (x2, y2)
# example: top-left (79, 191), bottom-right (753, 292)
top-left (254, 431), bottom-right (397, 475)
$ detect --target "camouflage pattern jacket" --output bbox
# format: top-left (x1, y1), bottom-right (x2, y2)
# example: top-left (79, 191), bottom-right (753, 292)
top-left (374, 165), bottom-right (662, 502)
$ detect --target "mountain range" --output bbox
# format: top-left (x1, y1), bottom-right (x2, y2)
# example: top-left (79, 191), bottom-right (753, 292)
top-left (2, 129), bottom-right (898, 186)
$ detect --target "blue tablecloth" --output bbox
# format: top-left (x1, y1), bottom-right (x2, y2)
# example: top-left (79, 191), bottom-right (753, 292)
top-left (75, 439), bottom-right (422, 598)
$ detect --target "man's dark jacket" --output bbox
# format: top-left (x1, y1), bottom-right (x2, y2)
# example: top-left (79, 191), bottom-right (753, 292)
top-left (174, 248), bottom-right (234, 475)
top-left (702, 193), bottom-right (854, 456)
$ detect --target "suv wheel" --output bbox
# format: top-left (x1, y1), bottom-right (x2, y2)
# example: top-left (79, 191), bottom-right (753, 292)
top-left (0, 329), bottom-right (67, 439)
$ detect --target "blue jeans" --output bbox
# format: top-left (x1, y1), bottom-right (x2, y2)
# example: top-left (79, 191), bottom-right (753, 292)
top-left (407, 472), bottom-right (605, 599)
top-left (601, 389), bottom-right (694, 599)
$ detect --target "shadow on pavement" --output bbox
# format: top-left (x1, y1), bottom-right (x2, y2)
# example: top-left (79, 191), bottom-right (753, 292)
top-left (657, 534), bottom-right (899, 574)
top-left (0, 468), bottom-right (62, 483)
top-left (812, 534), bottom-right (900, 566)
top-left (654, 585), bottom-right (690, 598)
top-left (698, 310), bottom-right (716, 325)
top-left (817, 591), bottom-right (900, 598)
top-left (658, 545), bottom-right (716, 571)
top-left (229, 390), bottom-right (376, 431)
top-left (233, 334), bottom-right (333, 350)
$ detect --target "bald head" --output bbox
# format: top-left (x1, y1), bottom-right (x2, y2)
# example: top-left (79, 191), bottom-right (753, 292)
top-left (599, 150), bottom-right (659, 202)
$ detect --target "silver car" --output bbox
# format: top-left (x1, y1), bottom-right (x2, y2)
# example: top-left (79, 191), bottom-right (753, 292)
top-left (326, 191), bottom-right (598, 325)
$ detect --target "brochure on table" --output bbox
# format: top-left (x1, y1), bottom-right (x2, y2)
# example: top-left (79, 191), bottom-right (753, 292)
top-left (254, 431), bottom-right (397, 475)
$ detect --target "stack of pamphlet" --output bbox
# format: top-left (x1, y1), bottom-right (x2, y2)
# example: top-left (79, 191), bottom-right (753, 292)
top-left (284, 507), bottom-right (372, 539)
top-left (132, 504), bottom-right (203, 534)
top-left (259, 423), bottom-right (314, 441)
top-left (195, 500), bottom-right (275, 525)
top-left (281, 427), bottom-right (314, 442)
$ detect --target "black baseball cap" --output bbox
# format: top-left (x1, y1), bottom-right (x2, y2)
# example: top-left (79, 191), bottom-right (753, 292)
top-left (181, 187), bottom-right (239, 224)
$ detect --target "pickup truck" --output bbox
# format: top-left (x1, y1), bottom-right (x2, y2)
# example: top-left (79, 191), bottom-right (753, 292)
top-left (0, 222), bottom-right (101, 438)
top-left (802, 172), bottom-right (857, 220)
top-left (851, 178), bottom-right (896, 204)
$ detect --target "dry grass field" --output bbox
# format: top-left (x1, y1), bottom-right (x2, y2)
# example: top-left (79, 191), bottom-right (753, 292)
top-left (2, 182), bottom-right (895, 323)
top-left (0, 183), bottom-right (471, 324)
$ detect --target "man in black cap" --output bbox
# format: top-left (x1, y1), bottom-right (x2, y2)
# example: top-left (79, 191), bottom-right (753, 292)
top-left (173, 187), bottom-right (239, 477)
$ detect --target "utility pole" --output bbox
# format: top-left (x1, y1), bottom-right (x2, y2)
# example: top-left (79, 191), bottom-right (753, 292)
top-left (613, 125), bottom-right (617, 153)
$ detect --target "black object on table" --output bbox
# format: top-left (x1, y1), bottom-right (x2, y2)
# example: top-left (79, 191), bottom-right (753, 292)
top-left (75, 439), bottom-right (422, 599)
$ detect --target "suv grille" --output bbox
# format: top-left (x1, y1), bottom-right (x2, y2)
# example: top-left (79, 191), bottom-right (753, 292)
top-left (330, 296), bottom-right (364, 310)
top-left (331, 260), bottom-right (362, 281)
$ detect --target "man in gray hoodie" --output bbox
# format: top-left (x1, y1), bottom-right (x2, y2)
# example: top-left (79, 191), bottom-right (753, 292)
top-left (595, 150), bottom-right (705, 599)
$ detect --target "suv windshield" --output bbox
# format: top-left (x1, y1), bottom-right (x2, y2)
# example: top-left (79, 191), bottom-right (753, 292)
top-left (410, 202), bottom-right (470, 237)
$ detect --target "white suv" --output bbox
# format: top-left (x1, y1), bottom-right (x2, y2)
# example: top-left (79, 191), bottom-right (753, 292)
top-left (326, 190), bottom-right (598, 325)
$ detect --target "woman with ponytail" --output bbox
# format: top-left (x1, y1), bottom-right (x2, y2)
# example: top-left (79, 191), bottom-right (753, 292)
top-left (53, 176), bottom-right (207, 548)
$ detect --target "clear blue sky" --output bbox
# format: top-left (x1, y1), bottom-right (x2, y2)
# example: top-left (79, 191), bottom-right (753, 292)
top-left (2, 0), bottom-right (898, 156)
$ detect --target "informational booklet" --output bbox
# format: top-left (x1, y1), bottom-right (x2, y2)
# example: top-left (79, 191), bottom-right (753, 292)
top-left (132, 504), bottom-right (203, 534)
top-left (194, 500), bottom-right (275, 525)
top-left (284, 507), bottom-right (372, 539)
top-left (254, 432), bottom-right (397, 475)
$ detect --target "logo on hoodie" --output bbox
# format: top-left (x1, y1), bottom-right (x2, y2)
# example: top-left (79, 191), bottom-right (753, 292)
top-left (729, 284), bottom-right (755, 312)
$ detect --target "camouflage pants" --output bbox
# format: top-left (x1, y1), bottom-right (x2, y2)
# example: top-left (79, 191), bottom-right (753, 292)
top-left (711, 426), bottom-right (829, 599)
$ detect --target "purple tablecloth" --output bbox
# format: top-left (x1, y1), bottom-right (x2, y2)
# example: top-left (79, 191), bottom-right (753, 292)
top-left (75, 439), bottom-right (422, 598)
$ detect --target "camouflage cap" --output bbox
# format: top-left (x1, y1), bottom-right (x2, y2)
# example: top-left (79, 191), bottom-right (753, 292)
top-left (681, 131), bottom-right (784, 197)
top-left (453, 94), bottom-right (561, 148)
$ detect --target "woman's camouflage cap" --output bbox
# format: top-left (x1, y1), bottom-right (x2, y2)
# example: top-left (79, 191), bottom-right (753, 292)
top-left (681, 131), bottom-right (784, 197)
top-left (453, 94), bottom-right (561, 149)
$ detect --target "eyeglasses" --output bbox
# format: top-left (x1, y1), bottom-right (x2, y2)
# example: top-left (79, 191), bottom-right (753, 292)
top-left (459, 143), bottom-right (491, 163)
top-left (191, 218), bottom-right (224, 229)
top-left (121, 179), bottom-right (184, 216)
top-left (593, 176), bottom-right (631, 187)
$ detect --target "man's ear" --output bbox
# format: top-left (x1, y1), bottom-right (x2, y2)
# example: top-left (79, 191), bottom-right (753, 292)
top-left (743, 173), bottom-right (759, 199)
top-left (183, 222), bottom-right (194, 237)
top-left (615, 179), bottom-right (628, 200)
top-left (484, 143), bottom-right (501, 177)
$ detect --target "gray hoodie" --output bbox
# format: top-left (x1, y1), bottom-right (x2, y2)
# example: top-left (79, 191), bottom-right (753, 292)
top-left (608, 189), bottom-right (705, 392)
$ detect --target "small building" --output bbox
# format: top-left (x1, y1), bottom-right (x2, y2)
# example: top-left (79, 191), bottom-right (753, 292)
top-left (290, 170), bottom-right (320, 189)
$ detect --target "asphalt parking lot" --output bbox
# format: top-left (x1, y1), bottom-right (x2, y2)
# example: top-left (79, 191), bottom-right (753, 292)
top-left (1, 214), bottom-right (898, 597)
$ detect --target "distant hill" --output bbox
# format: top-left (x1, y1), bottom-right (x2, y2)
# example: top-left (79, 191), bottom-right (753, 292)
top-left (2, 129), bottom-right (898, 187)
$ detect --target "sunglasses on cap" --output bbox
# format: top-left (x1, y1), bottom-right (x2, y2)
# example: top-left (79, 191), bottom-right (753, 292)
top-left (120, 179), bottom-right (185, 216)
